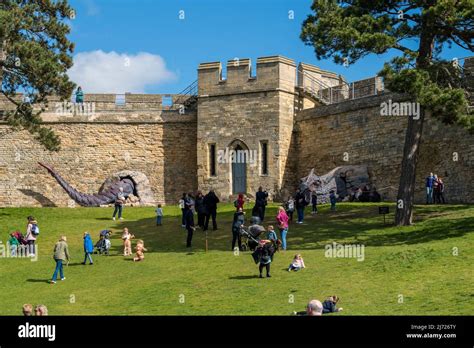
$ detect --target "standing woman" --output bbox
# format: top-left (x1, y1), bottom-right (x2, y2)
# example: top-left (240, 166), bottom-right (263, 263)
top-left (51, 236), bottom-right (70, 284)
top-left (25, 216), bottom-right (38, 257)
top-left (276, 206), bottom-right (289, 251)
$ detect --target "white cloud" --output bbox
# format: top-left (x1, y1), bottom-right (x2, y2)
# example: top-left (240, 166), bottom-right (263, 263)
top-left (68, 50), bottom-right (176, 93)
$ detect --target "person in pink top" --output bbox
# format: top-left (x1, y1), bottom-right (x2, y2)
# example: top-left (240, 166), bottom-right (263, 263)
top-left (276, 206), bottom-right (289, 250)
top-left (25, 216), bottom-right (38, 256)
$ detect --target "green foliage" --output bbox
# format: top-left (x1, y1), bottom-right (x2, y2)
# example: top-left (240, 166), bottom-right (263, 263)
top-left (0, 203), bottom-right (472, 315)
top-left (301, 0), bottom-right (474, 130)
top-left (0, 0), bottom-right (76, 151)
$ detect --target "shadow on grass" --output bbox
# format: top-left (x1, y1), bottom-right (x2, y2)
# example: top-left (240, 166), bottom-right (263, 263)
top-left (26, 279), bottom-right (50, 284)
top-left (228, 275), bottom-right (260, 280)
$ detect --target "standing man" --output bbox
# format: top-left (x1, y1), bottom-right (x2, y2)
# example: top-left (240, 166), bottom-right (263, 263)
top-left (425, 172), bottom-right (434, 204)
top-left (254, 187), bottom-right (268, 222)
top-left (295, 188), bottom-right (306, 224)
top-left (51, 236), bottom-right (70, 284)
top-left (112, 187), bottom-right (126, 221)
top-left (203, 189), bottom-right (220, 231)
top-left (185, 203), bottom-right (196, 248)
top-left (195, 191), bottom-right (206, 228)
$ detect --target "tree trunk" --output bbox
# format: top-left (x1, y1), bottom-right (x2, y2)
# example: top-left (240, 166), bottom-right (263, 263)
top-left (395, 109), bottom-right (427, 225)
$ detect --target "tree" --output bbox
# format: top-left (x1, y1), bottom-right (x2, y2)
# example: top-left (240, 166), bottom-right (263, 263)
top-left (301, 0), bottom-right (473, 225)
top-left (0, 0), bottom-right (76, 151)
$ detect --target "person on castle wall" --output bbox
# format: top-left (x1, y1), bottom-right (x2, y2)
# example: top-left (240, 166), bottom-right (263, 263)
top-left (234, 193), bottom-right (245, 211)
top-left (195, 191), bottom-right (206, 228)
top-left (311, 191), bottom-right (318, 215)
top-left (179, 193), bottom-right (186, 227)
top-left (203, 189), bottom-right (220, 231)
top-left (112, 187), bottom-right (126, 221)
top-left (232, 207), bottom-right (245, 251)
top-left (425, 172), bottom-right (435, 204)
top-left (75, 86), bottom-right (84, 112)
top-left (276, 206), bottom-right (289, 250)
top-left (436, 176), bottom-right (446, 204)
top-left (185, 202), bottom-right (196, 248)
top-left (295, 188), bottom-right (307, 224)
top-left (254, 187), bottom-right (269, 222)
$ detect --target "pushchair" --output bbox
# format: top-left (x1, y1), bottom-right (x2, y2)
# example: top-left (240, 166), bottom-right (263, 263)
top-left (95, 230), bottom-right (112, 255)
top-left (11, 231), bottom-right (28, 245)
top-left (239, 218), bottom-right (266, 251)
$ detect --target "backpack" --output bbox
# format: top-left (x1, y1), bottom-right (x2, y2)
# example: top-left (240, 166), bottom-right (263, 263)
top-left (31, 224), bottom-right (40, 236)
top-left (233, 200), bottom-right (239, 208)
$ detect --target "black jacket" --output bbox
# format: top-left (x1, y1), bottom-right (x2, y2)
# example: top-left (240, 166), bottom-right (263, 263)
top-left (295, 192), bottom-right (307, 208)
top-left (203, 192), bottom-right (220, 212)
top-left (255, 191), bottom-right (268, 207)
top-left (322, 300), bottom-right (337, 313)
top-left (195, 196), bottom-right (206, 214)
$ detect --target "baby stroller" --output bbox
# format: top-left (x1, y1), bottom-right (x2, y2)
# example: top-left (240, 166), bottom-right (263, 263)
top-left (239, 217), bottom-right (266, 251)
top-left (95, 229), bottom-right (112, 255)
top-left (11, 231), bottom-right (28, 245)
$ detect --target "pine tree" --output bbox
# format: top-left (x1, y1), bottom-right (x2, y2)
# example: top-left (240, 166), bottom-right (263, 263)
top-left (301, 0), bottom-right (473, 225)
top-left (0, 0), bottom-right (76, 151)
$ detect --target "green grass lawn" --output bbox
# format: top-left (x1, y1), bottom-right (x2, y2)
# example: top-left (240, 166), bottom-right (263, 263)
top-left (0, 202), bottom-right (472, 315)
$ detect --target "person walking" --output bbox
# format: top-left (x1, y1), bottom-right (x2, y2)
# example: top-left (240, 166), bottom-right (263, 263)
top-left (276, 206), bottom-right (289, 250)
top-left (232, 207), bottom-right (245, 251)
top-left (203, 190), bottom-right (220, 231)
top-left (195, 191), bottom-right (206, 228)
top-left (112, 187), bottom-right (126, 220)
top-left (51, 236), bottom-right (70, 284)
top-left (254, 187), bottom-right (268, 222)
top-left (185, 203), bottom-right (196, 248)
top-left (81, 232), bottom-right (94, 265)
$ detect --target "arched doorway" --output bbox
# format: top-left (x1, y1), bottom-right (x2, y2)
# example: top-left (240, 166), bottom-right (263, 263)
top-left (230, 141), bottom-right (248, 194)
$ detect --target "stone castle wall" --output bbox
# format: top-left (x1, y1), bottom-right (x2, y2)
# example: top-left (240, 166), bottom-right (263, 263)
top-left (295, 92), bottom-right (474, 203)
top-left (0, 98), bottom-right (197, 207)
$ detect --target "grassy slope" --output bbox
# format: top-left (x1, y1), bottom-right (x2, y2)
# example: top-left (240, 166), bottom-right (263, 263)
top-left (0, 203), bottom-right (472, 315)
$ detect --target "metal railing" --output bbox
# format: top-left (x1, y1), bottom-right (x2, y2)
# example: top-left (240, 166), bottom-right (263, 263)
top-left (173, 80), bottom-right (198, 109)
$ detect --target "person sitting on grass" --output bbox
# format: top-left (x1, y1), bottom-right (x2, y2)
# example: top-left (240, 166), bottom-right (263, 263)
top-left (133, 240), bottom-right (147, 262)
top-left (122, 228), bottom-right (135, 256)
top-left (322, 295), bottom-right (343, 314)
top-left (22, 304), bottom-right (33, 316)
top-left (34, 304), bottom-right (48, 316)
top-left (288, 254), bottom-right (306, 272)
top-left (82, 232), bottom-right (94, 265)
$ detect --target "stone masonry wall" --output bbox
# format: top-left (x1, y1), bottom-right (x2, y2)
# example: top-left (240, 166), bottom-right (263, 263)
top-left (295, 93), bottom-right (474, 203)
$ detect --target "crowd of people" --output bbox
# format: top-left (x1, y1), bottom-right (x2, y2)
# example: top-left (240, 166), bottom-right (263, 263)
top-left (425, 172), bottom-right (447, 204)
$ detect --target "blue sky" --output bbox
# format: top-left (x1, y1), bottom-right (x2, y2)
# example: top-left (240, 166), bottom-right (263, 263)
top-left (67, 0), bottom-right (472, 94)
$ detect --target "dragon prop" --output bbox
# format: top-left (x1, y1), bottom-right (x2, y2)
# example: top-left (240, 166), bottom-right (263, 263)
top-left (38, 162), bottom-right (154, 207)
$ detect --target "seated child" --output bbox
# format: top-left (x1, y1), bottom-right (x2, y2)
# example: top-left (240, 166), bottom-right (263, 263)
top-left (288, 253), bottom-right (306, 271)
top-left (133, 240), bottom-right (147, 262)
top-left (322, 295), bottom-right (343, 313)
top-left (121, 228), bottom-right (135, 256)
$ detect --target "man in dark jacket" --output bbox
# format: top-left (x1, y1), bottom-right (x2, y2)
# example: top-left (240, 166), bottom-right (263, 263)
top-left (203, 190), bottom-right (220, 231)
top-left (254, 186), bottom-right (268, 221)
top-left (185, 203), bottom-right (196, 248)
top-left (295, 188), bottom-right (307, 224)
top-left (195, 191), bottom-right (206, 228)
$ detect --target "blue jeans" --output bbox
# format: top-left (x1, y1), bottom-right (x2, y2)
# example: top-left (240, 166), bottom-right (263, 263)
top-left (52, 259), bottom-right (64, 281)
top-left (280, 228), bottom-right (288, 250)
top-left (113, 204), bottom-right (123, 218)
top-left (297, 207), bottom-right (304, 222)
top-left (156, 216), bottom-right (162, 225)
top-left (83, 252), bottom-right (93, 264)
top-left (426, 187), bottom-right (433, 204)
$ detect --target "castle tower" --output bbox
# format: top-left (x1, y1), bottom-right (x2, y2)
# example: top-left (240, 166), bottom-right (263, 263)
top-left (196, 56), bottom-right (297, 200)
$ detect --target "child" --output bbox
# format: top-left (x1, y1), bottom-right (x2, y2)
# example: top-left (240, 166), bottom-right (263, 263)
top-left (286, 197), bottom-right (295, 223)
top-left (22, 304), bottom-right (33, 316)
top-left (255, 240), bottom-right (274, 278)
top-left (82, 232), bottom-right (94, 265)
top-left (122, 228), bottom-right (135, 256)
top-left (288, 254), bottom-right (306, 271)
top-left (155, 204), bottom-right (163, 226)
top-left (322, 295), bottom-right (343, 313)
top-left (266, 225), bottom-right (281, 251)
top-left (311, 192), bottom-right (318, 215)
top-left (8, 233), bottom-right (19, 257)
top-left (133, 240), bottom-right (147, 262)
top-left (329, 190), bottom-right (337, 211)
